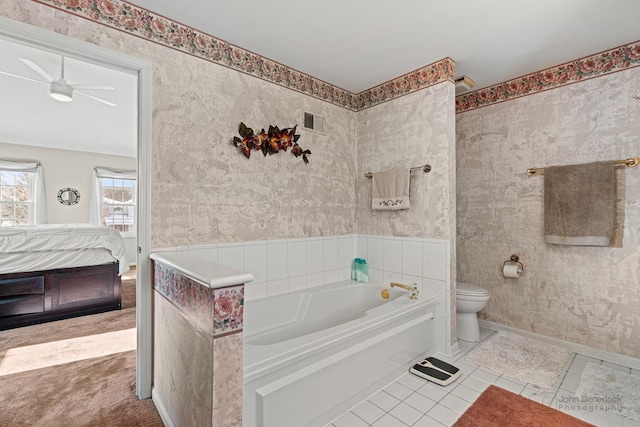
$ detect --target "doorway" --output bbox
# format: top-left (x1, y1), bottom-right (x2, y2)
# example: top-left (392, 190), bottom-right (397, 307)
top-left (0, 16), bottom-right (153, 398)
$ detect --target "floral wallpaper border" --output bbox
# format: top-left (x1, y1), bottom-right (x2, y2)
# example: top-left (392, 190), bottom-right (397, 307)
top-left (32, 1), bottom-right (638, 113)
top-left (354, 58), bottom-right (455, 110)
top-left (213, 285), bottom-right (244, 337)
top-left (33, 0), bottom-right (454, 111)
top-left (154, 262), bottom-right (213, 331)
top-left (456, 41), bottom-right (640, 113)
top-left (153, 262), bottom-right (244, 336)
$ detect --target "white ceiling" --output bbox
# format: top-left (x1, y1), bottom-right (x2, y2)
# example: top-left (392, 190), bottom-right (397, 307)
top-left (0, 37), bottom-right (137, 158)
top-left (128, 0), bottom-right (640, 93)
top-left (2, 1), bottom-right (640, 158)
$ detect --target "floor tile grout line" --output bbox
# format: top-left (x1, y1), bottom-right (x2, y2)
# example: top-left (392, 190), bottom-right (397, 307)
top-left (330, 328), bottom-right (639, 427)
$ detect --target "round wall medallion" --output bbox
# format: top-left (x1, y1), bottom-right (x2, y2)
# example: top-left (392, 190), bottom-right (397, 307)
top-left (57, 187), bottom-right (80, 205)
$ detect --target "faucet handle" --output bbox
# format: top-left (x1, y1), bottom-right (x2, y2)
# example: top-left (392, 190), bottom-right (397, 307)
top-left (409, 283), bottom-right (419, 300)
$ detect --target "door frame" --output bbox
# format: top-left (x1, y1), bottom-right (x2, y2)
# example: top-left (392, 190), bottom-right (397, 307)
top-left (0, 15), bottom-right (154, 398)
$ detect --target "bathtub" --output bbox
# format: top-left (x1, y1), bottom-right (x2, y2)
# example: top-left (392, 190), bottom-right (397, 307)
top-left (243, 280), bottom-right (439, 427)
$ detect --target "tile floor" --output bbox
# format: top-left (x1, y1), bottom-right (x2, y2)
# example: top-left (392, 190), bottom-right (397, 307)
top-left (326, 328), bottom-right (640, 427)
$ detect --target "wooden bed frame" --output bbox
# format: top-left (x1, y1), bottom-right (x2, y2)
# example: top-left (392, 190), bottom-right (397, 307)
top-left (0, 262), bottom-right (121, 330)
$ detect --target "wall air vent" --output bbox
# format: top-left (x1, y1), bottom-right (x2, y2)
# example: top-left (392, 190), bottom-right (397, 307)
top-left (302, 112), bottom-right (325, 134)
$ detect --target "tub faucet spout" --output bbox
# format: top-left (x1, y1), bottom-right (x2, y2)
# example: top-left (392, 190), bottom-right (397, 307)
top-left (390, 282), bottom-right (419, 300)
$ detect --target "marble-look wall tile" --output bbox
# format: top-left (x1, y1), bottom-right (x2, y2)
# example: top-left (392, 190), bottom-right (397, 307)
top-left (212, 333), bottom-right (243, 427)
top-left (153, 293), bottom-right (214, 427)
top-left (355, 82), bottom-right (455, 240)
top-left (456, 68), bottom-right (640, 357)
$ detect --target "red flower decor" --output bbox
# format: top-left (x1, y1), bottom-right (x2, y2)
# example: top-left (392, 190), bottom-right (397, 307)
top-left (233, 122), bottom-right (311, 164)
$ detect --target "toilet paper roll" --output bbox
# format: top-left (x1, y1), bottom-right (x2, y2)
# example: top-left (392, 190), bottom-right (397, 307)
top-left (503, 263), bottom-right (520, 278)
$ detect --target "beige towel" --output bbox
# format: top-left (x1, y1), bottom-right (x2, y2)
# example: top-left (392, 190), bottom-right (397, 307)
top-left (544, 161), bottom-right (615, 246)
top-left (372, 168), bottom-right (410, 210)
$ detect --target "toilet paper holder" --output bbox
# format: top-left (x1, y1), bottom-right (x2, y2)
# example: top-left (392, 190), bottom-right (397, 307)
top-left (503, 255), bottom-right (524, 274)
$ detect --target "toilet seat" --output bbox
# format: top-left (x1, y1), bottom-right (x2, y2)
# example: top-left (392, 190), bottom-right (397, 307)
top-left (456, 282), bottom-right (489, 297)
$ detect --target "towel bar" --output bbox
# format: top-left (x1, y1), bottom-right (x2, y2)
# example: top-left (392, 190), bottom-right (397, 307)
top-left (365, 164), bottom-right (431, 178)
top-left (527, 157), bottom-right (639, 176)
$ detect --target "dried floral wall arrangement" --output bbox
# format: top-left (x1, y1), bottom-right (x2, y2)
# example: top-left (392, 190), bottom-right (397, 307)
top-left (233, 122), bottom-right (311, 164)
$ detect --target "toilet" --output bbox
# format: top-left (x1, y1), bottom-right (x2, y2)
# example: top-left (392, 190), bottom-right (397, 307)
top-left (456, 282), bottom-right (491, 342)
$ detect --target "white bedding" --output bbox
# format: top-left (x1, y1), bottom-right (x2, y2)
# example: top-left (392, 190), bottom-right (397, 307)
top-left (0, 224), bottom-right (130, 275)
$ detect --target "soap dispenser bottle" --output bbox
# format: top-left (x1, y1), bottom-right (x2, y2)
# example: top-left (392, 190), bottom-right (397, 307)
top-left (351, 258), bottom-right (361, 281)
top-left (357, 259), bottom-right (369, 282)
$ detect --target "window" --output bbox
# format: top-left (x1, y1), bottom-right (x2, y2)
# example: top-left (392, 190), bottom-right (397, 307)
top-left (90, 167), bottom-right (136, 235)
top-left (0, 160), bottom-right (46, 226)
top-left (100, 177), bottom-right (136, 234)
top-left (0, 170), bottom-right (34, 226)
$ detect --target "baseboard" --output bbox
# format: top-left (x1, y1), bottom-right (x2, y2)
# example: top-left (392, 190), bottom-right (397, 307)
top-left (449, 341), bottom-right (460, 357)
top-left (151, 388), bottom-right (175, 427)
top-left (479, 319), bottom-right (640, 370)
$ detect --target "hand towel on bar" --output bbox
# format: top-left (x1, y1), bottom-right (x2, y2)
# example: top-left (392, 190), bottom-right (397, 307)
top-left (544, 161), bottom-right (615, 246)
top-left (372, 168), bottom-right (411, 210)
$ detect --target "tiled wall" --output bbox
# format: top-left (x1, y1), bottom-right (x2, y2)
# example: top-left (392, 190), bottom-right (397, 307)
top-left (178, 235), bottom-right (356, 301)
top-left (356, 235), bottom-right (451, 353)
top-left (162, 233), bottom-right (451, 352)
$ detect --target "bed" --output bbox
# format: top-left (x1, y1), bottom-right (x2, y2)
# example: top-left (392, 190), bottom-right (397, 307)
top-left (0, 224), bottom-right (130, 330)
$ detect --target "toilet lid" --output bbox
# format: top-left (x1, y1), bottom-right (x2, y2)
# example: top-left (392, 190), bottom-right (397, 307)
top-left (456, 282), bottom-right (490, 296)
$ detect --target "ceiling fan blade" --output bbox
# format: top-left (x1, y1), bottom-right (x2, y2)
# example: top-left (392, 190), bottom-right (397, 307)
top-left (19, 58), bottom-right (55, 82)
top-left (75, 90), bottom-right (117, 107)
top-left (0, 70), bottom-right (48, 84)
top-left (69, 84), bottom-right (115, 91)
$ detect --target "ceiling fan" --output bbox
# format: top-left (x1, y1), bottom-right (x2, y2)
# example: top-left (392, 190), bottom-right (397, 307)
top-left (0, 55), bottom-right (116, 106)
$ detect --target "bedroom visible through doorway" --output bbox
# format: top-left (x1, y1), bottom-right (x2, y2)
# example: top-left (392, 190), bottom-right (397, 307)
top-left (0, 16), bottom-right (153, 399)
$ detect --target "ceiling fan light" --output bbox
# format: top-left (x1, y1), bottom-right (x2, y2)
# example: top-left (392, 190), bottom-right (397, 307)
top-left (50, 81), bottom-right (73, 102)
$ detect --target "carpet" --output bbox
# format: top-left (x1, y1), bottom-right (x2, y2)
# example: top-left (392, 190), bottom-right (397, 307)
top-left (575, 362), bottom-right (640, 421)
top-left (0, 327), bottom-right (136, 376)
top-left (0, 306), bottom-right (136, 351)
top-left (453, 385), bottom-right (594, 427)
top-left (121, 277), bottom-right (137, 309)
top-left (465, 330), bottom-right (572, 389)
top-left (0, 275), bottom-right (161, 426)
top-left (0, 350), bottom-right (163, 427)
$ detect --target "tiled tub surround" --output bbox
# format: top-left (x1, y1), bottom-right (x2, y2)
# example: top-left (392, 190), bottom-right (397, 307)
top-left (150, 257), bottom-right (251, 427)
top-left (456, 66), bottom-right (640, 358)
top-left (355, 236), bottom-right (453, 355)
top-left (243, 280), bottom-right (439, 427)
top-left (155, 234), bottom-right (453, 354)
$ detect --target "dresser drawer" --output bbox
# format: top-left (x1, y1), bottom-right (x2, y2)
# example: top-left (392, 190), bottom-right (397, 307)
top-left (0, 276), bottom-right (45, 297)
top-left (0, 295), bottom-right (45, 316)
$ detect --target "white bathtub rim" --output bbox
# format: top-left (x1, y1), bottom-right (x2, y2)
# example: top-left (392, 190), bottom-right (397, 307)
top-left (244, 281), bottom-right (405, 344)
top-left (244, 288), bottom-right (435, 356)
top-left (244, 290), bottom-right (438, 383)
